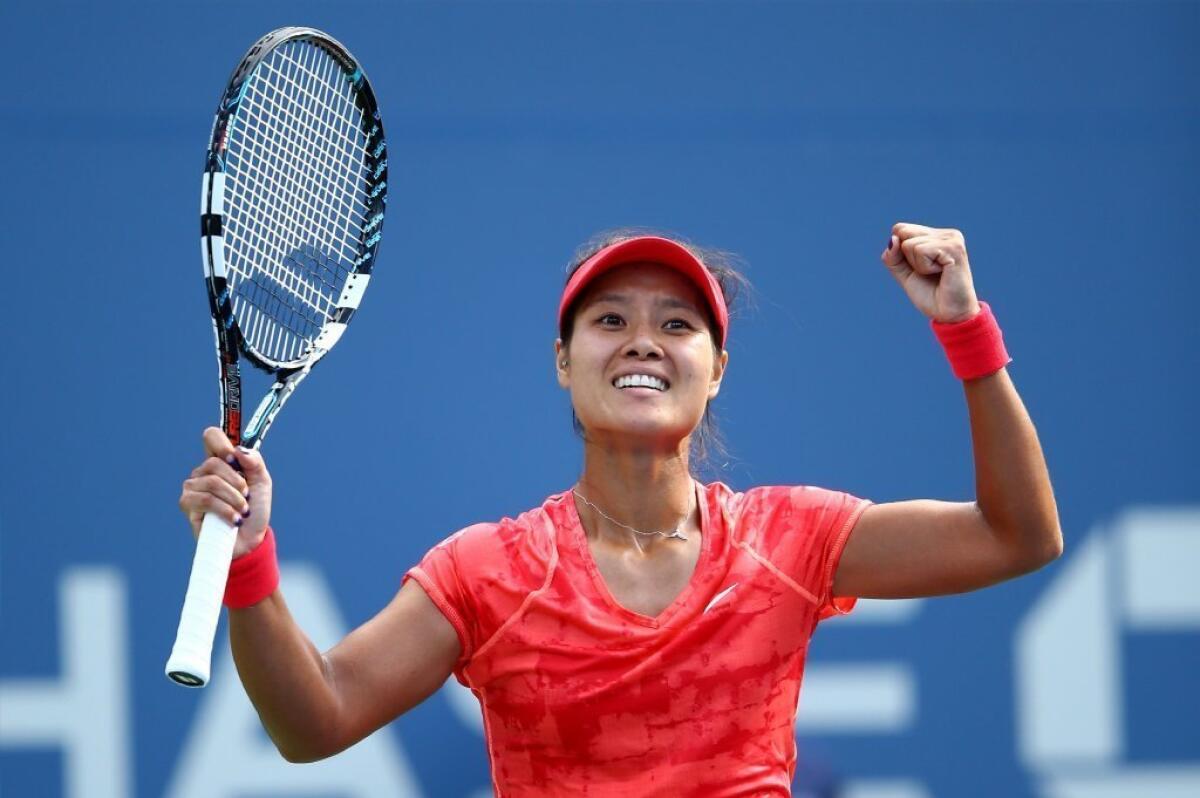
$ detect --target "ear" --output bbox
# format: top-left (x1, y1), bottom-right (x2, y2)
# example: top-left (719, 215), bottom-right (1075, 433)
top-left (707, 349), bottom-right (729, 401)
top-left (554, 339), bottom-right (570, 388)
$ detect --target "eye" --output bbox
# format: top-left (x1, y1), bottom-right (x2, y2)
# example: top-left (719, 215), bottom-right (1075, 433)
top-left (664, 318), bottom-right (693, 331)
top-left (597, 312), bottom-right (624, 327)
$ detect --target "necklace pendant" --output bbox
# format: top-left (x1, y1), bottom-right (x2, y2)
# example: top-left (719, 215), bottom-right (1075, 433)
top-left (666, 530), bottom-right (688, 541)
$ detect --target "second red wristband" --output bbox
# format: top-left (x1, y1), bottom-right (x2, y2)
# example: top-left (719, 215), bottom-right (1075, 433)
top-left (931, 301), bottom-right (1012, 381)
top-left (223, 526), bottom-right (280, 609)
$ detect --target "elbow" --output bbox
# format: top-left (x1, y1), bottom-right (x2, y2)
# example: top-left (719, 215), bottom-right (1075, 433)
top-left (1013, 525), bottom-right (1064, 576)
top-left (269, 719), bottom-right (343, 764)
top-left (1037, 515), bottom-right (1065, 565)
top-left (981, 498), bottom-right (1063, 577)
top-left (279, 746), bottom-right (318, 765)
top-left (1046, 527), bottom-right (1065, 563)
top-left (274, 655), bottom-right (348, 763)
top-left (281, 750), bottom-right (327, 765)
top-left (276, 736), bottom-right (337, 764)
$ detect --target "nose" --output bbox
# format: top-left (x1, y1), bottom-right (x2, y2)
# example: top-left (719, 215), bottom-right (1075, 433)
top-left (623, 318), bottom-right (664, 360)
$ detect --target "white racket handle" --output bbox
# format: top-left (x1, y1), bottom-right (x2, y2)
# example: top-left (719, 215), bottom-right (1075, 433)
top-left (165, 512), bottom-right (239, 687)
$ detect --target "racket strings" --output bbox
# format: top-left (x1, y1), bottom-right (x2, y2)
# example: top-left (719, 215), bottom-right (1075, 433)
top-left (239, 54), bottom-right (368, 246)
top-left (229, 45), bottom-right (364, 342)
top-left (221, 38), bottom-right (371, 364)
top-left (256, 44), bottom-right (369, 251)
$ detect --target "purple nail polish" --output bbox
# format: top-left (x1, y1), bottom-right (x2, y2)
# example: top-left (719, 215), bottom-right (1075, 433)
top-left (885, 236), bottom-right (893, 251)
top-left (242, 508), bottom-right (251, 518)
top-left (234, 516), bottom-right (243, 527)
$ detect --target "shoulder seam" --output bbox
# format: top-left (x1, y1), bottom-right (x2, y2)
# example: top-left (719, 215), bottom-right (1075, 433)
top-left (737, 540), bottom-right (820, 605)
top-left (470, 511), bottom-right (561, 663)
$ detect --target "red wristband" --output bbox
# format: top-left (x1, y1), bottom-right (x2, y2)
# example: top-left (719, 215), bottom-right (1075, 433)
top-left (223, 526), bottom-right (280, 609)
top-left (931, 301), bottom-right (1012, 380)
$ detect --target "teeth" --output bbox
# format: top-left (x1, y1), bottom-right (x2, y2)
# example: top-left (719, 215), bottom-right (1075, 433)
top-left (614, 374), bottom-right (667, 391)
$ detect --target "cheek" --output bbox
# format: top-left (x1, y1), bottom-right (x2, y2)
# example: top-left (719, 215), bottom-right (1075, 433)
top-left (679, 347), bottom-right (716, 389)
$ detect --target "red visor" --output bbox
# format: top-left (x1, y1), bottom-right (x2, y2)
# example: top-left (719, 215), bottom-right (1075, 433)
top-left (557, 236), bottom-right (729, 348)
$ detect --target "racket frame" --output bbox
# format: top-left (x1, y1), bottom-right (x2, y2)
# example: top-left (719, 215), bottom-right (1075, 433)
top-left (200, 26), bottom-right (387, 451)
top-left (167, 27), bottom-right (387, 687)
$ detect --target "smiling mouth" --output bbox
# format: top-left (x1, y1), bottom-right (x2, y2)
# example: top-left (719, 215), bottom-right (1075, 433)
top-left (612, 374), bottom-right (670, 391)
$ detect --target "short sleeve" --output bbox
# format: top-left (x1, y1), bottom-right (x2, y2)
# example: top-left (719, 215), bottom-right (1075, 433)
top-left (741, 485), bottom-right (871, 623)
top-left (401, 516), bottom-right (557, 680)
top-left (801, 487), bottom-right (872, 621)
top-left (402, 525), bottom-right (488, 671)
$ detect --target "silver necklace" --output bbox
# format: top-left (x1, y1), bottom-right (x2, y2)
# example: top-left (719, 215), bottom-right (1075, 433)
top-left (571, 485), bottom-right (693, 543)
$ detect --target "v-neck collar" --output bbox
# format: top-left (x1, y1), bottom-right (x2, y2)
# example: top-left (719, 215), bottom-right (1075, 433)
top-left (563, 480), bottom-right (714, 628)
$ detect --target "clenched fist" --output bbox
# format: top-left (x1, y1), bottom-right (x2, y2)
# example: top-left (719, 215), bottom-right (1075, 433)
top-left (881, 223), bottom-right (981, 323)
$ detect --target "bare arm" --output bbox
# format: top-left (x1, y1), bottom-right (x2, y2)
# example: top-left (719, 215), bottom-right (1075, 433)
top-left (228, 578), bottom-right (460, 762)
top-left (180, 428), bottom-right (461, 762)
top-left (834, 365), bottom-right (1062, 598)
top-left (832, 223), bottom-right (1062, 599)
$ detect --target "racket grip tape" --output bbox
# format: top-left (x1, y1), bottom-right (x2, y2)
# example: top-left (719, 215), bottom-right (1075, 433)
top-left (165, 512), bottom-right (239, 687)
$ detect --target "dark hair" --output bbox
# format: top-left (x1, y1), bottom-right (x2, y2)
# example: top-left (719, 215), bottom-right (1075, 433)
top-left (558, 227), bottom-right (753, 475)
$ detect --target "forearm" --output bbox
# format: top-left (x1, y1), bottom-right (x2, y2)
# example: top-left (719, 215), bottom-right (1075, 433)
top-left (964, 367), bottom-right (1062, 565)
top-left (228, 591), bottom-right (343, 762)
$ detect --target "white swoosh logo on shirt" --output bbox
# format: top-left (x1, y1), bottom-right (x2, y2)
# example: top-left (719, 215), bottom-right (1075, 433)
top-left (704, 582), bottom-right (739, 614)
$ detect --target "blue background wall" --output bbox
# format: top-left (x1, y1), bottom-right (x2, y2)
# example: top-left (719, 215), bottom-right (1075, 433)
top-left (1, 2), bottom-right (1197, 797)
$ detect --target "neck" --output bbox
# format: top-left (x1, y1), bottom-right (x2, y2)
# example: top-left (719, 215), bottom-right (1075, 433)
top-left (575, 439), bottom-right (697, 553)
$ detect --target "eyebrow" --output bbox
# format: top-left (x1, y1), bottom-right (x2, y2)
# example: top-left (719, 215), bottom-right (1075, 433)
top-left (587, 292), bottom-right (700, 312)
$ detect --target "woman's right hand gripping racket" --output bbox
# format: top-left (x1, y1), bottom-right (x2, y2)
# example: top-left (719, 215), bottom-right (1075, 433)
top-left (165, 27), bottom-right (388, 687)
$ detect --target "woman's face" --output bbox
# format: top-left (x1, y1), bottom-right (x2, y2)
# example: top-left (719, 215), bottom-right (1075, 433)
top-left (555, 262), bottom-right (728, 451)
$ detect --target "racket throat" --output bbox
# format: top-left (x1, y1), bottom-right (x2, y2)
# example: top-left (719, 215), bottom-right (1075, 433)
top-left (242, 390), bottom-right (277, 446)
top-left (242, 367), bottom-right (308, 447)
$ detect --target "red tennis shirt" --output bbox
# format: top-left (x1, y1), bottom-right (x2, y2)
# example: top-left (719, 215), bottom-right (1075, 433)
top-left (402, 481), bottom-right (870, 797)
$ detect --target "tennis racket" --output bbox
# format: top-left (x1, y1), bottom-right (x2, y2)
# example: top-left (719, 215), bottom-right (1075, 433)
top-left (165, 26), bottom-right (387, 687)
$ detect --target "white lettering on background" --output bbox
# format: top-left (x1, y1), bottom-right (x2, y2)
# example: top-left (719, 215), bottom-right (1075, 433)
top-left (1017, 507), bottom-right (1200, 797)
top-left (0, 569), bottom-right (131, 798)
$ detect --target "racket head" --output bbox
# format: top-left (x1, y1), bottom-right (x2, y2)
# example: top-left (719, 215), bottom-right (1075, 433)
top-left (200, 27), bottom-right (387, 373)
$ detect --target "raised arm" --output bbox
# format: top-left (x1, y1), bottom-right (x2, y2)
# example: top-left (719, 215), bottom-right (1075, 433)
top-left (832, 224), bottom-right (1063, 599)
top-left (179, 428), bottom-right (462, 762)
top-left (228, 575), bottom-right (460, 762)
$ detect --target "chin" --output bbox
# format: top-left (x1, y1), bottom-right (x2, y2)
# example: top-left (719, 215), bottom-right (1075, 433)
top-left (586, 414), bottom-right (697, 448)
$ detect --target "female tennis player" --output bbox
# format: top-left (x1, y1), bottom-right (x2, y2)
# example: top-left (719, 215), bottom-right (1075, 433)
top-left (178, 223), bottom-right (1062, 796)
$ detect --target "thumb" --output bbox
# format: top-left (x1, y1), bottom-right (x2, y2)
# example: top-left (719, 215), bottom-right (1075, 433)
top-left (231, 445), bottom-right (271, 485)
top-left (880, 235), bottom-right (911, 279)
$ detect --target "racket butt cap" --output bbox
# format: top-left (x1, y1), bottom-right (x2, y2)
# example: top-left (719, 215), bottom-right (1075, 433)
top-left (165, 652), bottom-right (211, 688)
